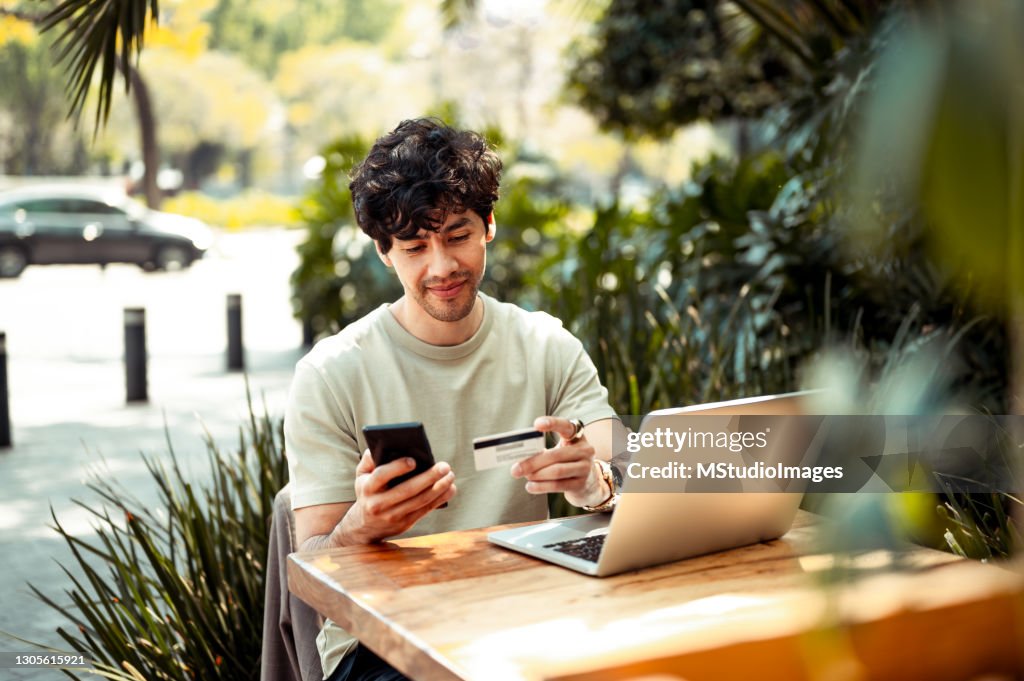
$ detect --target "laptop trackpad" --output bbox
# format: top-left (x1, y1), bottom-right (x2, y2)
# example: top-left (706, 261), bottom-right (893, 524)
top-left (554, 514), bottom-right (610, 535)
top-left (490, 513), bottom-right (609, 549)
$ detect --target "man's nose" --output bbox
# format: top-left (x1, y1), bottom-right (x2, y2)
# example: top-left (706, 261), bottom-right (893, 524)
top-left (427, 245), bottom-right (458, 278)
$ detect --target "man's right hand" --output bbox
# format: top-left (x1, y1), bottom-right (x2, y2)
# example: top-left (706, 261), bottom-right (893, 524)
top-left (336, 450), bottom-right (457, 544)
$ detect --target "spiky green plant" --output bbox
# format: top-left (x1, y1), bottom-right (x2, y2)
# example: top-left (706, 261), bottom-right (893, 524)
top-left (24, 391), bottom-right (287, 680)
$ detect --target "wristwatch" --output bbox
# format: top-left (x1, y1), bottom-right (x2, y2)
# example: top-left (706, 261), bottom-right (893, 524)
top-left (582, 459), bottom-right (621, 513)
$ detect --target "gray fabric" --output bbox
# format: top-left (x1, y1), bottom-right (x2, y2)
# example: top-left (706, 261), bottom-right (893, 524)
top-left (261, 484), bottom-right (323, 681)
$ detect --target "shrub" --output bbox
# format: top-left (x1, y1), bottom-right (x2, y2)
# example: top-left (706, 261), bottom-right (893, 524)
top-left (27, 394), bottom-right (288, 680)
top-left (289, 135), bottom-right (393, 342)
top-left (163, 190), bottom-right (301, 230)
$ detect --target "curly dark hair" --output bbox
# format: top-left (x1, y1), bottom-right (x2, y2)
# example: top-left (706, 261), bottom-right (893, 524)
top-left (348, 118), bottom-right (503, 253)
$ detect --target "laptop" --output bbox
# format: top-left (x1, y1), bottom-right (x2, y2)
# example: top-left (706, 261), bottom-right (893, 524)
top-left (487, 391), bottom-right (822, 577)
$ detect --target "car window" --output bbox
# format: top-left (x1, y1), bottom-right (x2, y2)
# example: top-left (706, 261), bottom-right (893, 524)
top-left (17, 199), bottom-right (74, 213)
top-left (70, 199), bottom-right (125, 215)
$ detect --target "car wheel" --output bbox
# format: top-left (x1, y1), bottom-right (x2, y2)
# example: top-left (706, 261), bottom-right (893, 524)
top-left (0, 245), bottom-right (28, 278)
top-left (154, 245), bottom-right (191, 272)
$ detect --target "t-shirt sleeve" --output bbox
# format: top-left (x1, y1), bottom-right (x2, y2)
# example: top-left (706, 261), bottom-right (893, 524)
top-left (546, 328), bottom-right (618, 426)
top-left (284, 359), bottom-right (360, 509)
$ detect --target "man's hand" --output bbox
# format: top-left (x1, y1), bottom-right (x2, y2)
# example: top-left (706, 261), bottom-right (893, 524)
top-left (336, 450), bottom-right (456, 544)
top-left (510, 416), bottom-right (610, 508)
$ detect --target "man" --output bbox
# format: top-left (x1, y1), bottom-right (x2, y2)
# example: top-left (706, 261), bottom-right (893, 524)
top-left (284, 118), bottom-right (620, 681)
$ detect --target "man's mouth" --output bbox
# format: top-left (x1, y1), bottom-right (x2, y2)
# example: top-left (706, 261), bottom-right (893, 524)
top-left (426, 280), bottom-right (466, 300)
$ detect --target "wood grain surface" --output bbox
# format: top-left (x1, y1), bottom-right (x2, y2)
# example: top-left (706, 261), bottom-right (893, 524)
top-left (288, 512), bottom-right (1024, 681)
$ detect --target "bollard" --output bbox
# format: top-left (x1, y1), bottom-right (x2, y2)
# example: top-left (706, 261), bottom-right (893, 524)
top-left (227, 293), bottom-right (244, 371)
top-left (0, 331), bottom-right (10, 448)
top-left (124, 308), bottom-right (148, 403)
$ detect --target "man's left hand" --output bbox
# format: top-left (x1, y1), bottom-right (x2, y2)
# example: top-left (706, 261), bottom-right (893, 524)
top-left (510, 416), bottom-right (610, 508)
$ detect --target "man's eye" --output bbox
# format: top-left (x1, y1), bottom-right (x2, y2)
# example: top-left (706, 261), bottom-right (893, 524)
top-left (450, 234), bottom-right (470, 243)
top-left (404, 245), bottom-right (426, 254)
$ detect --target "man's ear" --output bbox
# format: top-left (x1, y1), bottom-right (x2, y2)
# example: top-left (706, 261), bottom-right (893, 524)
top-left (486, 213), bottom-right (497, 242)
top-left (375, 241), bottom-right (393, 267)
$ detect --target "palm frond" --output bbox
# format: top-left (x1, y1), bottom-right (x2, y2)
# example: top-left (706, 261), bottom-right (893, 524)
top-left (39, 0), bottom-right (158, 130)
top-left (731, 0), bottom-right (817, 68)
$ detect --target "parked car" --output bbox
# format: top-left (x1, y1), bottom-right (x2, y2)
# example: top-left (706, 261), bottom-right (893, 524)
top-left (0, 185), bottom-right (213, 278)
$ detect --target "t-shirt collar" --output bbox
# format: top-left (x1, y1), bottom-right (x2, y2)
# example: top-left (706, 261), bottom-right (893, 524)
top-left (381, 292), bottom-right (494, 360)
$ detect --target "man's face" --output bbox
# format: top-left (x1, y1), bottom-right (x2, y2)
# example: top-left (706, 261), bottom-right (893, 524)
top-left (381, 210), bottom-right (493, 323)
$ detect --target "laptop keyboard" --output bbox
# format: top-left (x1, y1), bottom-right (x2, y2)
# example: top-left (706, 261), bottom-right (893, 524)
top-left (544, 534), bottom-right (607, 563)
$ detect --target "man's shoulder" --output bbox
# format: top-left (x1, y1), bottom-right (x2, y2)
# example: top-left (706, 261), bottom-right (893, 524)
top-left (298, 305), bottom-right (389, 373)
top-left (487, 295), bottom-right (567, 337)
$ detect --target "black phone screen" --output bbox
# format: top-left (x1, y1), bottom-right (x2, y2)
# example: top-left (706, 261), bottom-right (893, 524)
top-left (362, 422), bottom-right (436, 488)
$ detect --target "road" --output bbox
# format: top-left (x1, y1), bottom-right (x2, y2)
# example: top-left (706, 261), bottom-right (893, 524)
top-left (0, 228), bottom-right (307, 679)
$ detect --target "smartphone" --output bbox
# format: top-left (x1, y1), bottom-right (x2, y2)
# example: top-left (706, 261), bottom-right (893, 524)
top-left (362, 422), bottom-right (437, 489)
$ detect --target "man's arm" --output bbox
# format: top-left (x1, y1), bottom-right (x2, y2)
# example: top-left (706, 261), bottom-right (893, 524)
top-left (294, 451), bottom-right (457, 550)
top-left (580, 417), bottom-right (618, 462)
top-left (295, 501), bottom-right (355, 551)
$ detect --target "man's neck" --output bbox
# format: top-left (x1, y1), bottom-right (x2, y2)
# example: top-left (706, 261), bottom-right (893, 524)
top-left (389, 296), bottom-right (485, 346)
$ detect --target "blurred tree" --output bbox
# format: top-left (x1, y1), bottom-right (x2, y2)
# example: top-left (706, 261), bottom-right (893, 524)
top-left (27, 0), bottom-right (406, 195)
top-left (0, 0), bottom-right (160, 202)
top-left (27, 0), bottom-right (401, 127)
top-left (26, 0), bottom-right (155, 126)
top-left (567, 0), bottom-right (890, 160)
top-left (138, 48), bottom-right (277, 189)
top-left (567, 0), bottom-right (783, 140)
top-left (12, 0), bottom-right (163, 204)
top-left (0, 19), bottom-right (90, 175)
top-left (206, 0), bottom-right (400, 76)
top-left (274, 42), bottom-right (432, 164)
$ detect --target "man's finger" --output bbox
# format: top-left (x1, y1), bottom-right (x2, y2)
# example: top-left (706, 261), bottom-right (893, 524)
top-left (523, 479), bottom-right (582, 495)
top-left (388, 461), bottom-right (453, 500)
top-left (512, 442), bottom-right (595, 478)
top-left (523, 461), bottom-right (590, 483)
top-left (533, 416), bottom-right (581, 443)
top-left (362, 456), bottom-right (417, 495)
top-left (388, 470), bottom-right (456, 519)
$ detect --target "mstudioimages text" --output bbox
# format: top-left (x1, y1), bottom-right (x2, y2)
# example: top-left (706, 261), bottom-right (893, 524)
top-left (625, 427), bottom-right (770, 454)
top-left (627, 461), bottom-right (844, 483)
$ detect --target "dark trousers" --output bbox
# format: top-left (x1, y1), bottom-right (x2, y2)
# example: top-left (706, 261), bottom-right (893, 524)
top-left (326, 645), bottom-right (410, 681)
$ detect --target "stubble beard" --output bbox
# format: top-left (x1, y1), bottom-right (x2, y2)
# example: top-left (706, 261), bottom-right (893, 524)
top-left (414, 269), bottom-right (482, 322)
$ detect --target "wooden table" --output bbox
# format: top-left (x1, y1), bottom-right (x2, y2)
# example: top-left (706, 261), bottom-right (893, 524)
top-left (288, 512), bottom-right (1024, 681)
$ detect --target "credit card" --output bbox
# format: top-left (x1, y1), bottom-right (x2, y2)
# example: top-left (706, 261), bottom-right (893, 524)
top-left (473, 427), bottom-right (545, 471)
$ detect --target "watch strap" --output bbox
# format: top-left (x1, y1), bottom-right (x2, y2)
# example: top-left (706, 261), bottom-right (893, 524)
top-left (582, 459), bottom-right (618, 513)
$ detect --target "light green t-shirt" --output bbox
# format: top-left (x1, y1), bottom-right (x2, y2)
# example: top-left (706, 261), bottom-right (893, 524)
top-left (284, 293), bottom-right (616, 677)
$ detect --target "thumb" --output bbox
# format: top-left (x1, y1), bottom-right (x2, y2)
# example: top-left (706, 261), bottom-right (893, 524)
top-left (356, 449), bottom-right (376, 475)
